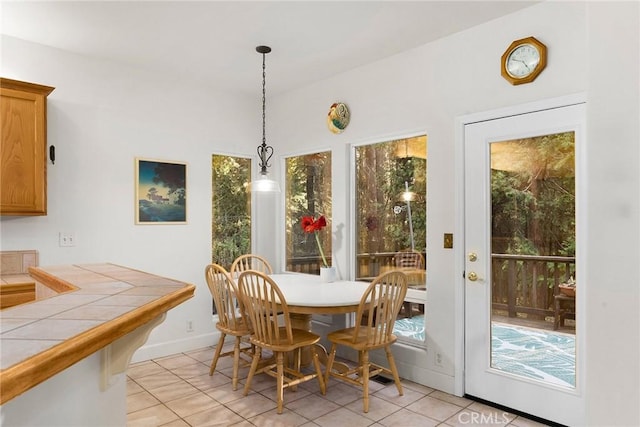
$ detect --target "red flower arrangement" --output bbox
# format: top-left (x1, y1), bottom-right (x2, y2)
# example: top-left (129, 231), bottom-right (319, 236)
top-left (301, 215), bottom-right (329, 268)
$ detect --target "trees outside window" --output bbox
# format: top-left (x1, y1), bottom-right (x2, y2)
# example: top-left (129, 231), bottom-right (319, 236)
top-left (355, 135), bottom-right (427, 276)
top-left (211, 154), bottom-right (251, 270)
top-left (285, 151), bottom-right (332, 274)
top-left (491, 132), bottom-right (575, 257)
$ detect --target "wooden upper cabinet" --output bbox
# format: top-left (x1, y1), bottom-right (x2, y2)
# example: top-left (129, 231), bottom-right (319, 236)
top-left (1, 78), bottom-right (55, 215)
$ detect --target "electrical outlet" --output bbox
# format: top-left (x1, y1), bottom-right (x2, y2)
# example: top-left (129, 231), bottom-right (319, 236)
top-left (435, 352), bottom-right (443, 367)
top-left (186, 320), bottom-right (194, 332)
top-left (59, 232), bottom-right (76, 247)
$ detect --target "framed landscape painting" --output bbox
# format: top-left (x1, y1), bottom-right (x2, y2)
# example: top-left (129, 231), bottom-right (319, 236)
top-left (135, 158), bottom-right (187, 224)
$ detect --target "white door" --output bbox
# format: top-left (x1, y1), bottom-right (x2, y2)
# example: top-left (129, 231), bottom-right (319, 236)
top-left (464, 102), bottom-right (585, 426)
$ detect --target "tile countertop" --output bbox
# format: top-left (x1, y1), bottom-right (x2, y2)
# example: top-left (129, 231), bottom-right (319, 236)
top-left (0, 263), bottom-right (195, 404)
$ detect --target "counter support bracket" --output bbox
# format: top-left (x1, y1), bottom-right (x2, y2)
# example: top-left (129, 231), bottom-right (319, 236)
top-left (100, 313), bottom-right (166, 390)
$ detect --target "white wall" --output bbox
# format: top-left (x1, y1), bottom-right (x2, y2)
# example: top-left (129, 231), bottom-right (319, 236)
top-left (584, 2), bottom-right (640, 425)
top-left (0, 36), bottom-right (258, 359)
top-left (261, 1), bottom-right (638, 424)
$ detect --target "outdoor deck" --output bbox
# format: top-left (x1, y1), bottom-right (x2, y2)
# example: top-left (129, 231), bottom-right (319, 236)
top-left (289, 252), bottom-right (576, 336)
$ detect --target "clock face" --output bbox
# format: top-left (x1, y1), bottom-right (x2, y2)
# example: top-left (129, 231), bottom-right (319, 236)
top-left (506, 44), bottom-right (541, 78)
top-left (501, 36), bottom-right (547, 85)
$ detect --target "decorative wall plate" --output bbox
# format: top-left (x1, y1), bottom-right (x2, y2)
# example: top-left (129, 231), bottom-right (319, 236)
top-left (327, 102), bottom-right (350, 134)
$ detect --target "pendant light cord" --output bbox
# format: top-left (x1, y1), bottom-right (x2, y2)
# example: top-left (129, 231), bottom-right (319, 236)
top-left (262, 52), bottom-right (266, 148)
top-left (256, 46), bottom-right (273, 174)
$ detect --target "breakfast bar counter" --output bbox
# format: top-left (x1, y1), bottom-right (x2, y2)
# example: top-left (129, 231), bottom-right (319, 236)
top-left (0, 263), bottom-right (195, 425)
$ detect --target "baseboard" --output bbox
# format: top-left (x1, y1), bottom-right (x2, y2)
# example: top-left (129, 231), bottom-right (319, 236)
top-left (335, 345), bottom-right (456, 395)
top-left (131, 332), bottom-right (217, 363)
top-left (399, 362), bottom-right (455, 395)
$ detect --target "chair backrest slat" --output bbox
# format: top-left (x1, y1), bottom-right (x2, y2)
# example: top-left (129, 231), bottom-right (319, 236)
top-left (205, 263), bottom-right (246, 330)
top-left (230, 254), bottom-right (273, 277)
top-left (355, 271), bottom-right (408, 345)
top-left (237, 270), bottom-right (292, 346)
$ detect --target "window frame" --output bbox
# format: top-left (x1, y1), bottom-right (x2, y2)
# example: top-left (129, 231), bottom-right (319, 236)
top-left (349, 131), bottom-right (428, 347)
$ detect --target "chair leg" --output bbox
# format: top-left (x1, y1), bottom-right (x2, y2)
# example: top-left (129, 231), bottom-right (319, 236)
top-left (290, 347), bottom-right (301, 392)
top-left (209, 333), bottom-right (227, 376)
top-left (324, 343), bottom-right (337, 385)
top-left (361, 350), bottom-right (370, 413)
top-left (243, 347), bottom-right (261, 396)
top-left (232, 335), bottom-right (241, 391)
top-left (311, 346), bottom-right (326, 395)
top-left (385, 345), bottom-right (403, 396)
top-left (276, 352), bottom-right (285, 414)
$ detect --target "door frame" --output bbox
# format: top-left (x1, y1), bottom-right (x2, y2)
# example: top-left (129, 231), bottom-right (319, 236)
top-left (453, 93), bottom-right (587, 397)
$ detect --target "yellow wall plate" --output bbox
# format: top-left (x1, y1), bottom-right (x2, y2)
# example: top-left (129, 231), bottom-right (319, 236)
top-left (327, 102), bottom-right (350, 134)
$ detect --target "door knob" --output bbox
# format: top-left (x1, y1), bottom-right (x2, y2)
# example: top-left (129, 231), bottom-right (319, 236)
top-left (468, 252), bottom-right (477, 262)
top-left (468, 271), bottom-right (478, 281)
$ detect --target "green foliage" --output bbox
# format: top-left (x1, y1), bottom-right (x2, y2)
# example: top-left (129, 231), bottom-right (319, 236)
top-left (285, 153), bottom-right (332, 261)
top-left (355, 136), bottom-right (427, 254)
top-left (211, 155), bottom-right (251, 269)
top-left (491, 132), bottom-right (575, 257)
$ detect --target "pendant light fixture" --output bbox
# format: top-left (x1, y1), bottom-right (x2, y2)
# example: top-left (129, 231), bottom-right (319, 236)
top-left (251, 45), bottom-right (280, 192)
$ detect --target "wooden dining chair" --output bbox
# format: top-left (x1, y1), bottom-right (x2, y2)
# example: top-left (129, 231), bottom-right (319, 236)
top-left (230, 254), bottom-right (273, 277)
top-left (324, 270), bottom-right (408, 413)
top-left (204, 263), bottom-right (254, 390)
top-left (237, 270), bottom-right (326, 414)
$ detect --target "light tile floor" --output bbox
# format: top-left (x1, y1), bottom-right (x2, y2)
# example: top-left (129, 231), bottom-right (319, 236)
top-left (127, 344), bottom-right (550, 427)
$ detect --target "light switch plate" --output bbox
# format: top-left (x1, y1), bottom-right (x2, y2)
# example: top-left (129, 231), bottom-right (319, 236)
top-left (59, 232), bottom-right (76, 247)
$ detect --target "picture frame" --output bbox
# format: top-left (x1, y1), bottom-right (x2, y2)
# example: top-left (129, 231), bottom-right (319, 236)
top-left (135, 158), bottom-right (187, 224)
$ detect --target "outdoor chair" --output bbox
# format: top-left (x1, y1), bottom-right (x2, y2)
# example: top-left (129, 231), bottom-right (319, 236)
top-left (324, 270), bottom-right (408, 413)
top-left (394, 249), bottom-right (424, 269)
top-left (394, 249), bottom-right (425, 318)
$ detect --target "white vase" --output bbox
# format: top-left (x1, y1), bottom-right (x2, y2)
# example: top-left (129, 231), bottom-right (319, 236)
top-left (319, 266), bottom-right (336, 283)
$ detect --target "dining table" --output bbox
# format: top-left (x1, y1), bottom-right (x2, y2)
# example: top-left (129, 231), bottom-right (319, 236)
top-left (267, 273), bottom-right (370, 368)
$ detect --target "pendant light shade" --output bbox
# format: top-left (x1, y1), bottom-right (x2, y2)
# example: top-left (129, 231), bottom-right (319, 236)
top-left (253, 173), bottom-right (280, 192)
top-left (251, 45), bottom-right (280, 193)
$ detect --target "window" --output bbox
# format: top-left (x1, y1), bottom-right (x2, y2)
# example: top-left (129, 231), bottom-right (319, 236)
top-left (354, 135), bottom-right (427, 344)
top-left (211, 154), bottom-right (251, 270)
top-left (284, 151), bottom-right (332, 274)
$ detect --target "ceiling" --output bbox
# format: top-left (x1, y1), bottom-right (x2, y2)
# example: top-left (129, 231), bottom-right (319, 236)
top-left (1, 1), bottom-right (539, 97)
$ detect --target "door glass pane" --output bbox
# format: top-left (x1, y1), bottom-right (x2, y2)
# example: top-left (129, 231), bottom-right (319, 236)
top-left (284, 151), bottom-right (332, 274)
top-left (490, 132), bottom-right (576, 388)
top-left (355, 135), bottom-right (427, 344)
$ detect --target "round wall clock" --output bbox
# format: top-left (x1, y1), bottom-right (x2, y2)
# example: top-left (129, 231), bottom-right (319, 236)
top-left (327, 102), bottom-right (350, 134)
top-left (501, 36), bottom-right (547, 85)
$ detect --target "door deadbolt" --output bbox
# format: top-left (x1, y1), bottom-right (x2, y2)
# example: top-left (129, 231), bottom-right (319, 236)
top-left (468, 252), bottom-right (477, 262)
top-left (468, 271), bottom-right (478, 281)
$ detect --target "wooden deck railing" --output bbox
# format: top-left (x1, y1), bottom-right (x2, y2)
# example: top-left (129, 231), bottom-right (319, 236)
top-left (286, 251), bottom-right (426, 279)
top-left (286, 256), bottom-right (331, 274)
top-left (287, 252), bottom-right (575, 323)
top-left (491, 253), bottom-right (575, 320)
